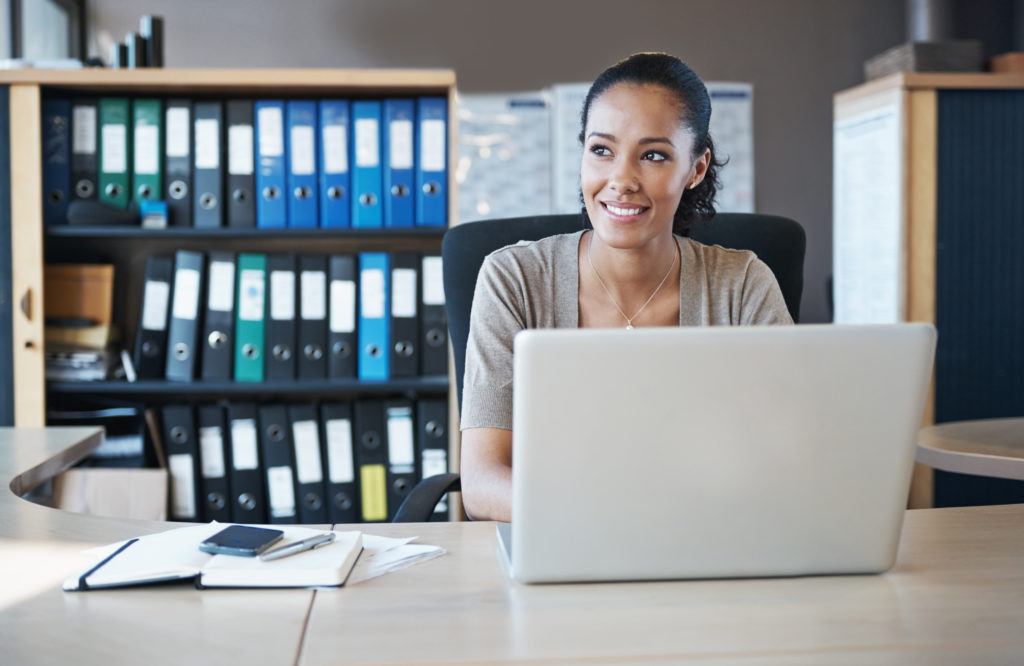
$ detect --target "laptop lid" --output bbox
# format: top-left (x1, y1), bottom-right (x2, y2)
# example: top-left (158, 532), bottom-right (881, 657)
top-left (508, 324), bottom-right (936, 583)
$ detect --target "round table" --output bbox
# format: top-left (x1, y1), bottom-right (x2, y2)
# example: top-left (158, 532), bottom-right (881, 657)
top-left (917, 417), bottom-right (1024, 481)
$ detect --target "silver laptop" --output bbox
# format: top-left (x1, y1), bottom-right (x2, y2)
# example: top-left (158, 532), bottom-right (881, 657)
top-left (498, 323), bottom-right (936, 583)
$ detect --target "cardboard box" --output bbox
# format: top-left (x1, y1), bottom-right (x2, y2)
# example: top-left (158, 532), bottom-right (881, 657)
top-left (990, 52), bottom-right (1024, 73)
top-left (53, 467), bottom-right (168, 521)
top-left (865, 40), bottom-right (983, 81)
top-left (44, 263), bottom-right (116, 349)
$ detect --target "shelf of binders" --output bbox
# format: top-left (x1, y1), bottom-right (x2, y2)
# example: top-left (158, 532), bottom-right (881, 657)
top-left (47, 376), bottom-right (448, 400)
top-left (45, 226), bottom-right (448, 240)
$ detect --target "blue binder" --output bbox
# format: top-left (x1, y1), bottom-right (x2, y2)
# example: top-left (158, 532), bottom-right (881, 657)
top-left (42, 98), bottom-right (71, 226)
top-left (318, 100), bottom-right (350, 228)
top-left (351, 101), bottom-right (383, 228)
top-left (415, 97), bottom-right (447, 227)
top-left (382, 99), bottom-right (415, 228)
top-left (358, 252), bottom-right (390, 380)
top-left (286, 100), bottom-right (318, 228)
top-left (255, 100), bottom-right (287, 229)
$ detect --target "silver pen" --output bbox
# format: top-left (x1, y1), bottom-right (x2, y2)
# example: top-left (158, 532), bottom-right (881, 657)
top-left (259, 532), bottom-right (336, 561)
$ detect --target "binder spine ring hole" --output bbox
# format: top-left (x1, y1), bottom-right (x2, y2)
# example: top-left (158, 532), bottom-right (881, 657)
top-left (361, 432), bottom-right (380, 449)
top-left (208, 331), bottom-right (227, 349)
top-left (238, 493), bottom-right (257, 511)
top-left (390, 184), bottom-right (409, 197)
top-left (334, 493), bottom-right (353, 510)
top-left (422, 182), bottom-right (439, 195)
top-left (304, 493), bottom-right (322, 510)
top-left (294, 186), bottom-right (312, 200)
top-left (200, 193), bottom-right (218, 210)
top-left (267, 425), bottom-right (283, 441)
top-left (75, 179), bottom-right (95, 198)
top-left (366, 343), bottom-right (381, 358)
top-left (173, 343), bottom-right (190, 360)
top-left (105, 183), bottom-right (122, 198)
top-left (327, 186), bottom-right (344, 200)
top-left (262, 186), bottom-right (280, 201)
top-left (304, 344), bottom-right (323, 361)
top-left (232, 188), bottom-right (249, 202)
top-left (170, 426), bottom-right (188, 444)
top-left (48, 189), bottom-right (64, 204)
top-left (359, 193), bottom-right (377, 207)
top-left (272, 344), bottom-right (291, 361)
top-left (331, 341), bottom-right (351, 357)
top-left (425, 420), bottom-right (444, 438)
top-left (208, 492), bottom-right (226, 509)
top-left (394, 341), bottom-right (414, 357)
top-left (426, 329), bottom-right (445, 346)
top-left (242, 343), bottom-right (259, 359)
top-left (169, 180), bottom-right (187, 199)
top-left (141, 341), bottom-right (159, 357)
top-left (138, 185), bottom-right (152, 199)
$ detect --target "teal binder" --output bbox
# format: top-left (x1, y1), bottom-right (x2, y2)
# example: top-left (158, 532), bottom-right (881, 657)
top-left (234, 253), bottom-right (267, 382)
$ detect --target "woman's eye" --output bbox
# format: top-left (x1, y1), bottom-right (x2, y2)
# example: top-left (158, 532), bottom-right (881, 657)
top-left (589, 144), bottom-right (611, 157)
top-left (643, 150), bottom-right (668, 162)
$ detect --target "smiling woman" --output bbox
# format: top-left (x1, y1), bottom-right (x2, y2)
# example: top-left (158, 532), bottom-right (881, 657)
top-left (457, 53), bottom-right (793, 522)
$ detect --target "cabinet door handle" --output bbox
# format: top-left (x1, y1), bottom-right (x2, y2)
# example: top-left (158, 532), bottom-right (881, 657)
top-left (20, 288), bottom-right (32, 321)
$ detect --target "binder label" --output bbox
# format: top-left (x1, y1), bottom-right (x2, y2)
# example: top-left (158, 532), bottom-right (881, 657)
top-left (290, 125), bottom-right (315, 176)
top-left (389, 120), bottom-right (414, 170)
top-left (72, 106), bottom-right (96, 154)
top-left (168, 453), bottom-right (197, 519)
top-left (392, 268), bottom-right (417, 318)
top-left (141, 280), bottom-right (170, 331)
top-left (199, 426), bottom-right (227, 478)
top-left (386, 409), bottom-right (415, 470)
top-left (166, 107), bottom-right (190, 158)
top-left (258, 106), bottom-right (284, 157)
top-left (208, 261), bottom-right (236, 312)
top-left (355, 118), bottom-right (379, 168)
top-left (101, 124), bottom-right (127, 173)
top-left (172, 268), bottom-right (201, 320)
top-left (270, 270), bottom-right (295, 321)
top-left (267, 466), bottom-right (297, 518)
top-left (360, 269), bottom-right (385, 319)
top-left (301, 270), bottom-right (326, 320)
top-left (292, 420), bottom-right (324, 484)
top-left (421, 448), bottom-right (447, 478)
top-left (326, 419), bottom-right (354, 483)
top-left (360, 464), bottom-right (387, 522)
top-left (134, 125), bottom-right (159, 175)
top-left (239, 269), bottom-right (266, 321)
top-left (228, 125), bottom-right (255, 175)
top-left (195, 119), bottom-right (220, 169)
top-left (422, 256), bottom-right (445, 305)
top-left (323, 125), bottom-right (348, 174)
top-left (230, 419), bottom-right (259, 470)
top-left (329, 280), bottom-right (356, 333)
top-left (421, 119), bottom-right (446, 172)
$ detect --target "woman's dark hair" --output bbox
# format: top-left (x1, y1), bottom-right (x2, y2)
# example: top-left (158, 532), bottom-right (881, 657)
top-left (579, 52), bottom-right (724, 236)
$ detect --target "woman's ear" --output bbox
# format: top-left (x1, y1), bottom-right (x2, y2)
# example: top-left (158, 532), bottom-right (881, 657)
top-left (689, 147), bottom-right (712, 189)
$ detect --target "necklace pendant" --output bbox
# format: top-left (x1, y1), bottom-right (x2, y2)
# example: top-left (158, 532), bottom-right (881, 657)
top-left (625, 324), bottom-right (634, 330)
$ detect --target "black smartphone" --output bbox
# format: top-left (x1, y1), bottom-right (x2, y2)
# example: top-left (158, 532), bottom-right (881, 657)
top-left (199, 525), bottom-right (285, 557)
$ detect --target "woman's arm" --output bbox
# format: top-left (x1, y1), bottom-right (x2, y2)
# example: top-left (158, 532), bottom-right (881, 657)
top-left (459, 427), bottom-right (513, 522)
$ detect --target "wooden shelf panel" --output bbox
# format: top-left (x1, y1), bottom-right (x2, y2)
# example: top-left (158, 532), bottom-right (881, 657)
top-left (47, 376), bottom-right (449, 401)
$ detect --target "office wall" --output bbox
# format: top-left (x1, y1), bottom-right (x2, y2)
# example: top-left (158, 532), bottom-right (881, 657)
top-left (86, 0), bottom-right (913, 324)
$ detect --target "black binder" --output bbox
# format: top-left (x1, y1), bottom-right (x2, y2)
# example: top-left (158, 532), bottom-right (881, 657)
top-left (193, 100), bottom-right (224, 228)
top-left (288, 404), bottom-right (329, 524)
top-left (133, 254), bottom-right (173, 379)
top-left (226, 402), bottom-right (266, 523)
top-left (388, 252), bottom-right (420, 377)
top-left (196, 403), bottom-right (232, 523)
top-left (161, 405), bottom-right (200, 522)
top-left (265, 253), bottom-right (297, 381)
top-left (352, 399), bottom-right (388, 522)
top-left (70, 98), bottom-right (98, 202)
top-left (327, 254), bottom-right (357, 379)
top-left (164, 98), bottom-right (192, 227)
top-left (199, 251), bottom-right (236, 380)
top-left (257, 404), bottom-right (298, 524)
top-left (165, 250), bottom-right (205, 382)
top-left (320, 402), bottom-right (360, 524)
top-left (416, 397), bottom-right (450, 521)
top-left (419, 254), bottom-right (448, 376)
top-left (297, 254), bottom-right (328, 380)
top-left (383, 399), bottom-right (418, 520)
top-left (226, 99), bottom-right (256, 228)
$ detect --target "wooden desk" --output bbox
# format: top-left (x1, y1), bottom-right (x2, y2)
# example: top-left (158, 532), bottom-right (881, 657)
top-left (918, 417), bottom-right (1024, 481)
top-left (4, 428), bottom-right (1024, 664)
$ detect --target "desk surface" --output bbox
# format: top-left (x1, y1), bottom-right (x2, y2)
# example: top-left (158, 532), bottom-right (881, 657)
top-left (3, 427), bottom-right (1024, 665)
top-left (918, 417), bottom-right (1024, 481)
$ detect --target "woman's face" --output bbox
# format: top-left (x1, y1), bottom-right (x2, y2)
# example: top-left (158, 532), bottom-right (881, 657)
top-left (581, 82), bottom-right (708, 250)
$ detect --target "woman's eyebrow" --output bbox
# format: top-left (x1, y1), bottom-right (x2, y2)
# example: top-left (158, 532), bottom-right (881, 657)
top-left (586, 131), bottom-right (674, 147)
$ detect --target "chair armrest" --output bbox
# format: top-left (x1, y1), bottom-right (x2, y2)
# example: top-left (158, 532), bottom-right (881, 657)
top-left (392, 473), bottom-right (462, 522)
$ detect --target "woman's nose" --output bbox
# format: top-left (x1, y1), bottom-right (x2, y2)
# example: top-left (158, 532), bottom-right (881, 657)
top-left (608, 161), bottom-right (639, 193)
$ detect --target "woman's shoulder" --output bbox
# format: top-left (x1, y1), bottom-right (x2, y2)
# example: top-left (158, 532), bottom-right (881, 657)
top-left (677, 235), bottom-right (771, 281)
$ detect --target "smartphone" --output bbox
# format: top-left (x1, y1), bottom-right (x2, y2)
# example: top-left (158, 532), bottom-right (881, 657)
top-left (199, 525), bottom-right (285, 557)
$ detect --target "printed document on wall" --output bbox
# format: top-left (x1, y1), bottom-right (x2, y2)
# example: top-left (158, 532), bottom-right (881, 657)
top-left (833, 99), bottom-right (904, 323)
top-left (457, 93), bottom-right (552, 223)
top-left (707, 83), bottom-right (755, 213)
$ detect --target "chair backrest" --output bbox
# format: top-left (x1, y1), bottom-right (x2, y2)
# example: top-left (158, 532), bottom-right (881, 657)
top-left (441, 212), bottom-right (806, 410)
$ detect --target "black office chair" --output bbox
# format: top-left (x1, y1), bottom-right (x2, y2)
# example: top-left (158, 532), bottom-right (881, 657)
top-left (391, 212), bottom-right (806, 522)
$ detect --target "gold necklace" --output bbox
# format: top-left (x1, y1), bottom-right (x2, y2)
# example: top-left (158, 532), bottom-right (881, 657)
top-left (587, 234), bottom-right (677, 329)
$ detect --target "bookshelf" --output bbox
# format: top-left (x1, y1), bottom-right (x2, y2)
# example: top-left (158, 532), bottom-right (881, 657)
top-left (3, 67), bottom-right (460, 521)
top-left (833, 72), bottom-right (1024, 508)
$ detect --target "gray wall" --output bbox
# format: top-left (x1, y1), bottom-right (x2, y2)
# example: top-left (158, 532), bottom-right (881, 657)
top-left (87, 0), bottom-right (915, 323)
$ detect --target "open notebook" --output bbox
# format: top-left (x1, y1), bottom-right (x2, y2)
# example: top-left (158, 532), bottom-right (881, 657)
top-left (64, 523), bottom-right (362, 591)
